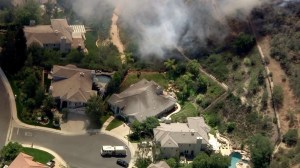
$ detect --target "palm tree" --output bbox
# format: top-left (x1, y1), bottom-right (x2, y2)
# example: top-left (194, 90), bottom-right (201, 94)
top-left (125, 52), bottom-right (134, 64)
top-left (164, 59), bottom-right (176, 71)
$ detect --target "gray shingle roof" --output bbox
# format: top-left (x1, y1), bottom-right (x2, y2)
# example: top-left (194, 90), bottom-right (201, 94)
top-left (51, 65), bottom-right (97, 103)
top-left (154, 117), bottom-right (210, 148)
top-left (108, 79), bottom-right (176, 122)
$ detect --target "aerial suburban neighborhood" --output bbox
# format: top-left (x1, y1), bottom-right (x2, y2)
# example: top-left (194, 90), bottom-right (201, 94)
top-left (0, 0), bottom-right (299, 168)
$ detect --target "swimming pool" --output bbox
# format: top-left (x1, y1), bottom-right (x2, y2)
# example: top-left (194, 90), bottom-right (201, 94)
top-left (94, 75), bottom-right (111, 84)
top-left (229, 152), bottom-right (242, 168)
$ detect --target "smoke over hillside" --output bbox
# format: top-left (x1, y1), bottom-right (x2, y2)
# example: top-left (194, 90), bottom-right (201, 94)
top-left (72, 0), bottom-right (269, 57)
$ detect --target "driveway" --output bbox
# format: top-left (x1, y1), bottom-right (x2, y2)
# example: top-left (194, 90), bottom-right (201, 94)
top-left (0, 68), bottom-right (131, 168)
top-left (60, 113), bottom-right (89, 133)
top-left (11, 127), bottom-right (131, 168)
top-left (0, 76), bottom-right (11, 148)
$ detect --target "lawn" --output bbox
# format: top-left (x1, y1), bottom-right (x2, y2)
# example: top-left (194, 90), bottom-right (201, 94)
top-left (106, 118), bottom-right (124, 131)
top-left (119, 72), bottom-right (168, 92)
top-left (85, 31), bottom-right (98, 56)
top-left (22, 147), bottom-right (54, 164)
top-left (171, 102), bottom-right (198, 122)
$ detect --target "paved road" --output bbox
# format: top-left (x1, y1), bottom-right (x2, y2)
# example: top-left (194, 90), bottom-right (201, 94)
top-left (0, 77), bottom-right (11, 149)
top-left (11, 127), bottom-right (131, 168)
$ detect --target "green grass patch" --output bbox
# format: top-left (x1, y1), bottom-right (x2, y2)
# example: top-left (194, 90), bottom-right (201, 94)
top-left (85, 31), bottom-right (98, 56)
top-left (106, 118), bottom-right (124, 131)
top-left (100, 115), bottom-right (110, 125)
top-left (22, 147), bottom-right (54, 164)
top-left (120, 72), bottom-right (168, 92)
top-left (171, 102), bottom-right (198, 122)
top-left (205, 77), bottom-right (225, 99)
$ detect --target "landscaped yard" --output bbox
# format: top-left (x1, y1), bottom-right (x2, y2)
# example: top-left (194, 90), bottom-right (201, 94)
top-left (119, 72), bottom-right (168, 92)
top-left (106, 118), bottom-right (124, 131)
top-left (22, 147), bottom-right (54, 164)
top-left (85, 31), bottom-right (98, 56)
top-left (171, 102), bottom-right (198, 122)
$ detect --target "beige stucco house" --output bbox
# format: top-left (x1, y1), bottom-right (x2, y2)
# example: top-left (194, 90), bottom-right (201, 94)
top-left (24, 19), bottom-right (86, 53)
top-left (49, 65), bottom-right (97, 109)
top-left (153, 117), bottom-right (211, 158)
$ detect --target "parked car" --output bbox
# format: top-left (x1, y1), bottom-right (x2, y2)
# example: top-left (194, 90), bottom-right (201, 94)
top-left (116, 159), bottom-right (128, 167)
top-left (46, 160), bottom-right (55, 168)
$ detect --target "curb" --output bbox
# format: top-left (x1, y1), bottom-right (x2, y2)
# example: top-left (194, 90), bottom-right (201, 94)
top-left (0, 68), bottom-right (88, 138)
top-left (22, 143), bottom-right (68, 167)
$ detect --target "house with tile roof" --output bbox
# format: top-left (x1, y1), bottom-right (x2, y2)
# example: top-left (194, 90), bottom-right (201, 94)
top-left (8, 152), bottom-right (48, 168)
top-left (107, 79), bottom-right (176, 122)
top-left (24, 19), bottom-right (85, 53)
top-left (153, 117), bottom-right (211, 158)
top-left (49, 64), bottom-right (97, 109)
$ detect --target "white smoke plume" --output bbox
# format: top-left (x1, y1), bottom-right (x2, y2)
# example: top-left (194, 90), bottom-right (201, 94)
top-left (71, 0), bottom-right (268, 57)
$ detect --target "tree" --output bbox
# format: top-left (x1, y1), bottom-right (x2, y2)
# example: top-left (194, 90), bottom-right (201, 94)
top-left (192, 152), bottom-right (229, 168)
top-left (196, 76), bottom-right (208, 93)
top-left (166, 158), bottom-right (178, 168)
top-left (249, 134), bottom-right (273, 168)
top-left (192, 152), bottom-right (210, 168)
top-left (85, 95), bottom-right (105, 128)
top-left (34, 86), bottom-right (45, 108)
top-left (164, 59), bottom-right (176, 78)
top-left (66, 49), bottom-right (84, 64)
top-left (0, 28), bottom-right (27, 75)
top-left (233, 33), bottom-right (255, 55)
top-left (283, 129), bottom-right (298, 146)
top-left (186, 60), bottom-right (200, 77)
top-left (164, 59), bottom-right (176, 71)
top-left (135, 157), bottom-right (152, 168)
top-left (272, 85), bottom-right (284, 109)
top-left (0, 142), bottom-right (22, 163)
top-left (143, 117), bottom-right (159, 134)
top-left (226, 122), bottom-right (236, 133)
top-left (15, 0), bottom-right (41, 25)
top-left (210, 153), bottom-right (230, 168)
top-left (22, 73), bottom-right (39, 98)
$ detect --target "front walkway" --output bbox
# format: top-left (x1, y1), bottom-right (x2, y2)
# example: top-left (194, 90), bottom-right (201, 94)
top-left (165, 103), bottom-right (181, 119)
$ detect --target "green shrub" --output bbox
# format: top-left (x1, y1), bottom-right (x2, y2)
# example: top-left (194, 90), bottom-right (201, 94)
top-left (283, 129), bottom-right (298, 146)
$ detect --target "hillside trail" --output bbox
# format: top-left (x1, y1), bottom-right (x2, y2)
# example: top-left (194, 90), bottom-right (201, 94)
top-left (258, 36), bottom-right (299, 135)
top-left (109, 6), bottom-right (126, 64)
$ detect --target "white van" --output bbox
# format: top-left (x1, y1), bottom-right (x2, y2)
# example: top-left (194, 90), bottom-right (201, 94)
top-left (100, 145), bottom-right (127, 156)
top-left (100, 146), bottom-right (115, 156)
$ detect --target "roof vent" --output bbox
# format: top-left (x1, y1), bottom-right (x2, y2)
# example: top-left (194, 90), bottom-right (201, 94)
top-left (190, 129), bottom-right (195, 136)
top-left (80, 72), bottom-right (85, 77)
